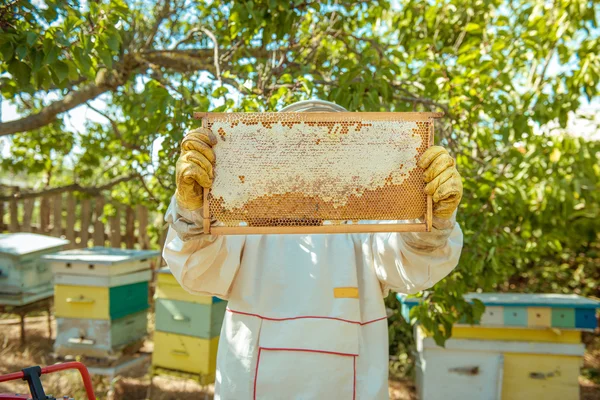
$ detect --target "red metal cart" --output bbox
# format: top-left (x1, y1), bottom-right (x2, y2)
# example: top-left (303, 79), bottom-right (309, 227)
top-left (0, 362), bottom-right (96, 400)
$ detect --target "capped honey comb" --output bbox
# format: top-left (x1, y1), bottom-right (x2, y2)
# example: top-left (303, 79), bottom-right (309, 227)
top-left (193, 112), bottom-right (442, 234)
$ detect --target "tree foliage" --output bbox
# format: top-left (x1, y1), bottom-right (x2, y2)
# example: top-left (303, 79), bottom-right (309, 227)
top-left (1, 0), bottom-right (599, 353)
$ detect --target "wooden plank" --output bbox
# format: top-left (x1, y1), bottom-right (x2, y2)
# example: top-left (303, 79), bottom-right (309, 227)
top-left (0, 201), bottom-right (4, 231)
top-left (502, 353), bottom-right (581, 400)
top-left (194, 111), bottom-right (445, 120)
top-left (155, 298), bottom-right (225, 338)
top-left (66, 193), bottom-right (76, 248)
top-left (110, 204), bottom-right (121, 248)
top-left (21, 198), bottom-right (34, 233)
top-left (209, 223), bottom-right (428, 235)
top-left (53, 193), bottom-right (62, 236)
top-left (203, 188), bottom-right (210, 234)
top-left (94, 196), bottom-right (105, 246)
top-left (80, 198), bottom-right (91, 248)
top-left (125, 206), bottom-right (135, 249)
top-left (152, 331), bottom-right (219, 375)
top-left (158, 228), bottom-right (168, 251)
top-left (449, 326), bottom-right (581, 344)
top-left (136, 205), bottom-right (148, 249)
top-left (40, 194), bottom-right (51, 234)
top-left (9, 199), bottom-right (18, 232)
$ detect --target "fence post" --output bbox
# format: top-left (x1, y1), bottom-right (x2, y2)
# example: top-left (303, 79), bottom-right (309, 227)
top-left (0, 201), bottom-right (4, 231)
top-left (110, 203), bottom-right (122, 248)
top-left (40, 194), bottom-right (51, 234)
top-left (137, 205), bottom-right (149, 249)
top-left (53, 193), bottom-right (62, 237)
top-left (94, 196), bottom-right (105, 247)
top-left (80, 198), bottom-right (91, 248)
top-left (9, 192), bottom-right (19, 232)
top-left (22, 198), bottom-right (34, 233)
top-left (66, 193), bottom-right (76, 248)
top-left (125, 206), bottom-right (135, 249)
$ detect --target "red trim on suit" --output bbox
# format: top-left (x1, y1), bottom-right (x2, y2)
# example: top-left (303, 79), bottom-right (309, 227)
top-left (253, 347), bottom-right (358, 400)
top-left (227, 307), bottom-right (387, 326)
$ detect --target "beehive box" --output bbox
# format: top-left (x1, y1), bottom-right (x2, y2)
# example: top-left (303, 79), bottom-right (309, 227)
top-left (152, 268), bottom-right (225, 383)
top-left (0, 233), bottom-right (69, 296)
top-left (44, 247), bottom-right (158, 358)
top-left (399, 293), bottom-right (599, 400)
top-left (195, 111), bottom-right (442, 234)
top-left (54, 310), bottom-right (148, 358)
top-left (54, 281), bottom-right (149, 320)
top-left (414, 328), bottom-right (584, 400)
top-left (45, 247), bottom-right (159, 277)
top-left (400, 293), bottom-right (599, 330)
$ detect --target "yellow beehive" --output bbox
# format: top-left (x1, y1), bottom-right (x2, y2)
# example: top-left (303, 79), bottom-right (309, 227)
top-left (151, 268), bottom-right (225, 385)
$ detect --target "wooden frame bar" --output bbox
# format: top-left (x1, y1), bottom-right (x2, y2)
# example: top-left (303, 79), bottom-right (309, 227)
top-left (210, 223), bottom-right (427, 235)
top-left (194, 111), bottom-right (444, 121)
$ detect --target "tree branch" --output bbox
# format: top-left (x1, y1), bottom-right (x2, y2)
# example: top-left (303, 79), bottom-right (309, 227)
top-left (0, 83), bottom-right (108, 137)
top-left (0, 174), bottom-right (142, 201)
top-left (85, 102), bottom-right (142, 150)
top-left (139, 49), bottom-right (216, 72)
top-left (200, 27), bottom-right (221, 84)
top-left (144, 0), bottom-right (171, 49)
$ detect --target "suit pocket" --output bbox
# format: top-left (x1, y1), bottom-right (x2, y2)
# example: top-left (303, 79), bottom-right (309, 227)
top-left (254, 317), bottom-right (359, 400)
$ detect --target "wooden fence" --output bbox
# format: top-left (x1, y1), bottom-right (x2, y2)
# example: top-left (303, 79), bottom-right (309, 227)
top-left (0, 191), bottom-right (160, 250)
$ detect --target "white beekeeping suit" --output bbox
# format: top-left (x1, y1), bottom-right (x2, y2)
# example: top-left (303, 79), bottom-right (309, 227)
top-left (163, 100), bottom-right (463, 399)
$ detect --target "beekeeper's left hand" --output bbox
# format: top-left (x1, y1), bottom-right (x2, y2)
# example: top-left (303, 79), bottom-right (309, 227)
top-left (418, 146), bottom-right (463, 219)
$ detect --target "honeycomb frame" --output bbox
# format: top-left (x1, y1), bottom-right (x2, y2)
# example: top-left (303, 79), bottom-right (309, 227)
top-left (193, 111), bottom-right (442, 235)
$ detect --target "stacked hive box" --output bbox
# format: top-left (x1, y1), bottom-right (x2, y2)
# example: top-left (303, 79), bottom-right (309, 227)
top-left (0, 233), bottom-right (69, 305)
top-left (151, 267), bottom-right (227, 385)
top-left (44, 247), bottom-right (159, 358)
top-left (399, 293), bottom-right (599, 400)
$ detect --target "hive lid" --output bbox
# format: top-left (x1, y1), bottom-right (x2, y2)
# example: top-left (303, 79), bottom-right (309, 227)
top-left (398, 292), bottom-right (600, 309)
top-left (42, 246), bottom-right (159, 265)
top-left (0, 233), bottom-right (69, 256)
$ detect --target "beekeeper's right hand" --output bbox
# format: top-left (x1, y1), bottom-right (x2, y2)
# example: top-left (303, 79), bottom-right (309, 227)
top-left (175, 127), bottom-right (217, 211)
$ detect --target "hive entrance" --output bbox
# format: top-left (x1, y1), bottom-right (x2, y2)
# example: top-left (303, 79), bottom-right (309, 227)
top-left (193, 112), bottom-right (441, 234)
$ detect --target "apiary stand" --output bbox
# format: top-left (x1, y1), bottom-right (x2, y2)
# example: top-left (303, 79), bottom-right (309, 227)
top-left (146, 366), bottom-right (212, 400)
top-left (0, 296), bottom-right (53, 344)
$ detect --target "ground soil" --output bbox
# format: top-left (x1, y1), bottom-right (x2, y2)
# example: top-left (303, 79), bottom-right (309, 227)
top-left (0, 317), bottom-right (597, 399)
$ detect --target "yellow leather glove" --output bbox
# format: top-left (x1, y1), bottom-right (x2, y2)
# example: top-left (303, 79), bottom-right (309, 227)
top-left (175, 127), bottom-right (218, 211)
top-left (418, 146), bottom-right (463, 219)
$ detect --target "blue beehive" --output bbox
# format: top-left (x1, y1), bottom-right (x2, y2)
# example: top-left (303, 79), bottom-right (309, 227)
top-left (0, 233), bottom-right (69, 305)
top-left (399, 293), bottom-right (599, 400)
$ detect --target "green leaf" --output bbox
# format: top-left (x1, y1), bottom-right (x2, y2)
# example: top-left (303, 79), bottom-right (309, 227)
top-left (212, 86), bottom-right (229, 98)
top-left (106, 32), bottom-right (120, 52)
top-left (97, 47), bottom-right (113, 68)
top-left (53, 61), bottom-right (70, 82)
top-left (465, 23), bottom-right (482, 33)
top-left (9, 60), bottom-right (31, 86)
top-left (26, 32), bottom-right (37, 46)
top-left (15, 45), bottom-right (27, 60)
top-left (1, 43), bottom-right (14, 60)
top-left (43, 46), bottom-right (58, 64)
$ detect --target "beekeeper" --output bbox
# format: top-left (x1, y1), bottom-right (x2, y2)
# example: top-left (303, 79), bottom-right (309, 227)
top-left (163, 100), bottom-right (463, 399)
